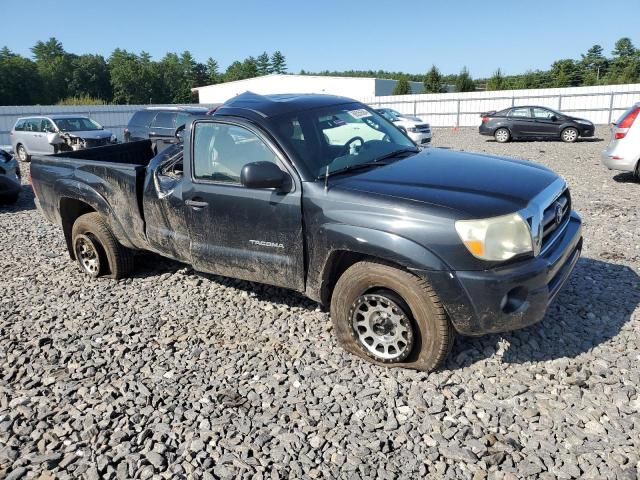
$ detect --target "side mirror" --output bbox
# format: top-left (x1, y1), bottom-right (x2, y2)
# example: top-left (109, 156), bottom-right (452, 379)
top-left (173, 125), bottom-right (186, 143)
top-left (241, 161), bottom-right (289, 190)
top-left (550, 115), bottom-right (558, 122)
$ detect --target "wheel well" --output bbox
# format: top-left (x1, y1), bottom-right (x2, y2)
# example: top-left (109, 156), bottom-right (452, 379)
top-left (59, 198), bottom-right (96, 258)
top-left (320, 251), bottom-right (414, 306)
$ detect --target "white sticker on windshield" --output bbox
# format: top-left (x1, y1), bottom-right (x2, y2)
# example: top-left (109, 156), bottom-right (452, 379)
top-left (347, 109), bottom-right (372, 119)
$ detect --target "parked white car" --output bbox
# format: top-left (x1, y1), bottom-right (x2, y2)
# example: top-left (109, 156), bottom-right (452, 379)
top-left (376, 108), bottom-right (432, 145)
top-left (602, 103), bottom-right (640, 180)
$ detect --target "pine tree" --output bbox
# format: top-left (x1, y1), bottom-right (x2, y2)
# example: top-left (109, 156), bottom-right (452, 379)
top-left (392, 77), bottom-right (411, 95)
top-left (423, 65), bottom-right (443, 93)
top-left (270, 51), bottom-right (287, 74)
top-left (455, 67), bottom-right (475, 92)
top-left (256, 52), bottom-right (271, 75)
top-left (205, 58), bottom-right (220, 84)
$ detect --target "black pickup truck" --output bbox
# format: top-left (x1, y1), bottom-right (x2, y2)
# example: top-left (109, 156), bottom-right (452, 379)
top-left (30, 92), bottom-right (583, 371)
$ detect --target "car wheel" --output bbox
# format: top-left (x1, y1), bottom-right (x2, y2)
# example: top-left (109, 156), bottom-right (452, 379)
top-left (71, 212), bottom-right (134, 279)
top-left (561, 127), bottom-right (579, 143)
top-left (16, 144), bottom-right (30, 162)
top-left (330, 261), bottom-right (455, 371)
top-left (494, 128), bottom-right (511, 143)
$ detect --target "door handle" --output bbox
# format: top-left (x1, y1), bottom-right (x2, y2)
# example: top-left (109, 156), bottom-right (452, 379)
top-left (185, 199), bottom-right (208, 209)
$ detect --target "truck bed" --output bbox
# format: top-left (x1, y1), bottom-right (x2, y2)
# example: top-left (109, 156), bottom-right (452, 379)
top-left (31, 141), bottom-right (157, 251)
top-left (52, 140), bottom-right (156, 165)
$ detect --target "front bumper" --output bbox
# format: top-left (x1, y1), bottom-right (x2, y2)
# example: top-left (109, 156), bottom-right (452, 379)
top-left (407, 131), bottom-right (432, 145)
top-left (425, 212), bottom-right (582, 336)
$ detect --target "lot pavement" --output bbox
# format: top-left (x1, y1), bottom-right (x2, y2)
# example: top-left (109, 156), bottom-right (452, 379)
top-left (1, 127), bottom-right (639, 479)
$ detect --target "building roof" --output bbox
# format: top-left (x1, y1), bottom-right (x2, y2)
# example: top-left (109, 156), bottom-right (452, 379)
top-left (192, 73), bottom-right (385, 92)
top-left (216, 91), bottom-right (356, 118)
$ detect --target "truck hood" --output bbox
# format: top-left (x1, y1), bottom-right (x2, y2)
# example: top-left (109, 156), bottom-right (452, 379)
top-left (334, 148), bottom-right (559, 218)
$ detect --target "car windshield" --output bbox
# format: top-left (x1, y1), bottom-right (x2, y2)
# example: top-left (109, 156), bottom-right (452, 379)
top-left (273, 103), bottom-right (417, 178)
top-left (53, 117), bottom-right (103, 132)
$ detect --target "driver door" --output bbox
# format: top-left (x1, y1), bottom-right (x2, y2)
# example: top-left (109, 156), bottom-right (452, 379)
top-left (183, 119), bottom-right (305, 291)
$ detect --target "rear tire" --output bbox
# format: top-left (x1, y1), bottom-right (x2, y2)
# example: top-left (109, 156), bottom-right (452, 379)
top-left (494, 128), bottom-right (511, 143)
top-left (561, 127), bottom-right (579, 143)
top-left (330, 261), bottom-right (455, 372)
top-left (71, 212), bottom-right (133, 279)
top-left (16, 144), bottom-right (30, 162)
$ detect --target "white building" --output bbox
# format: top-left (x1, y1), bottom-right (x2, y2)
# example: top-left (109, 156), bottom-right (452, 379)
top-left (193, 74), bottom-right (424, 104)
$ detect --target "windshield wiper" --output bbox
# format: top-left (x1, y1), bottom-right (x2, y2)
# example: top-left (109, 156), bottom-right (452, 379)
top-left (318, 148), bottom-right (419, 180)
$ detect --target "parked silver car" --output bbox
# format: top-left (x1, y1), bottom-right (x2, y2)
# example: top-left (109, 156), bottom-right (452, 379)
top-left (10, 115), bottom-right (116, 161)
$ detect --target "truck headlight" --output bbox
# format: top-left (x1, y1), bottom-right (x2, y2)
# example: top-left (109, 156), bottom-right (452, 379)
top-left (455, 213), bottom-right (533, 261)
top-left (407, 127), bottom-right (418, 133)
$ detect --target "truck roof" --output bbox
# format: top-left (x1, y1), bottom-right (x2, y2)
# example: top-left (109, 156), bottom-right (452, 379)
top-left (217, 91), bottom-right (355, 118)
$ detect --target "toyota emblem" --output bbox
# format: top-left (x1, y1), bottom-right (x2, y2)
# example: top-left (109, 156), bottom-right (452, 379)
top-left (555, 203), bottom-right (563, 226)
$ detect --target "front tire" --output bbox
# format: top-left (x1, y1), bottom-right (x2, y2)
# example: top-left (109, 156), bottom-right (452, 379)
top-left (561, 127), bottom-right (579, 143)
top-left (330, 261), bottom-right (455, 372)
top-left (494, 128), bottom-right (511, 143)
top-left (71, 212), bottom-right (133, 279)
top-left (16, 144), bottom-right (30, 162)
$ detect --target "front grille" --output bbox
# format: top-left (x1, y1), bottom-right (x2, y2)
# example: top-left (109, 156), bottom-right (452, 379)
top-left (540, 189), bottom-right (571, 251)
top-left (415, 124), bottom-right (430, 132)
top-left (85, 138), bottom-right (109, 148)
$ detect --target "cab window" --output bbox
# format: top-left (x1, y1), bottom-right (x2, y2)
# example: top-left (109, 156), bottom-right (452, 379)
top-left (193, 123), bottom-right (278, 184)
top-left (152, 112), bottom-right (176, 129)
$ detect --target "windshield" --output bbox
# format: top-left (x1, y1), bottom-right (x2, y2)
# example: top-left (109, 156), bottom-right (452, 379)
top-left (53, 117), bottom-right (103, 132)
top-left (273, 103), bottom-right (416, 178)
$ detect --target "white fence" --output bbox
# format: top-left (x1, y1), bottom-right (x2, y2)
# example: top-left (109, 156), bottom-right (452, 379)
top-left (359, 83), bottom-right (640, 127)
top-left (2, 83), bottom-right (640, 145)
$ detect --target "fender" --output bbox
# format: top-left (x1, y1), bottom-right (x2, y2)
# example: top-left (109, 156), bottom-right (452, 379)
top-left (306, 223), bottom-right (452, 302)
top-left (53, 179), bottom-right (142, 251)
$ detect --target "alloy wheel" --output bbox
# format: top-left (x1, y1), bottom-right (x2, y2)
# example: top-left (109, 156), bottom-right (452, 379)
top-left (350, 293), bottom-right (414, 362)
top-left (74, 234), bottom-right (101, 276)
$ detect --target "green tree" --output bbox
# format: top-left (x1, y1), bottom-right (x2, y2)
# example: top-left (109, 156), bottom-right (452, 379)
top-left (580, 44), bottom-right (608, 83)
top-left (605, 37), bottom-right (639, 84)
top-left (270, 51), bottom-right (287, 74)
top-left (68, 54), bottom-right (112, 101)
top-left (31, 37), bottom-right (73, 103)
top-left (550, 59), bottom-right (580, 87)
top-left (256, 51), bottom-right (271, 75)
top-left (108, 49), bottom-right (157, 104)
top-left (224, 57), bottom-right (259, 82)
top-left (486, 68), bottom-right (505, 91)
top-left (392, 77), bottom-right (411, 95)
top-left (423, 65), bottom-right (443, 93)
top-left (205, 58), bottom-right (221, 84)
top-left (455, 67), bottom-right (475, 92)
top-left (0, 47), bottom-right (42, 105)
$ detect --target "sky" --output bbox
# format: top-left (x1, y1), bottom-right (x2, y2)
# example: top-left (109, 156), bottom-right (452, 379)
top-left (2, 0), bottom-right (639, 78)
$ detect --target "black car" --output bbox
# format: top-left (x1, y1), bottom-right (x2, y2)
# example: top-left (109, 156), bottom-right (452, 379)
top-left (124, 107), bottom-right (211, 152)
top-left (0, 149), bottom-right (21, 205)
top-left (479, 106), bottom-right (595, 143)
top-left (30, 92), bottom-right (582, 372)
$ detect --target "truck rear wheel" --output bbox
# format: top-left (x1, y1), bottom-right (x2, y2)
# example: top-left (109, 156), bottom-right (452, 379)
top-left (330, 261), bottom-right (454, 372)
top-left (71, 212), bottom-right (133, 279)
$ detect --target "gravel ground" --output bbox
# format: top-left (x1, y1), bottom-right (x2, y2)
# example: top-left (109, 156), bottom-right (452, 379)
top-left (1, 127), bottom-right (639, 480)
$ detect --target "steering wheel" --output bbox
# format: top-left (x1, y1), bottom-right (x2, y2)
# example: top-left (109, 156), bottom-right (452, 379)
top-left (344, 136), bottom-right (365, 153)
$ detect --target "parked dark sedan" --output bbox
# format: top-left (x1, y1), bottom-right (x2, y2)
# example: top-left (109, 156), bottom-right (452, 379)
top-left (0, 149), bottom-right (21, 204)
top-left (479, 106), bottom-right (595, 143)
top-left (124, 106), bottom-right (211, 153)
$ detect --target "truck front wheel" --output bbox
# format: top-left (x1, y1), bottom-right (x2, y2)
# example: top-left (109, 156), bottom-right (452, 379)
top-left (71, 212), bottom-right (133, 279)
top-left (330, 261), bottom-right (454, 372)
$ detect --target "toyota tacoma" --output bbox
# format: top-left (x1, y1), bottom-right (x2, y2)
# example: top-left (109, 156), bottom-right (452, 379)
top-left (30, 93), bottom-right (583, 371)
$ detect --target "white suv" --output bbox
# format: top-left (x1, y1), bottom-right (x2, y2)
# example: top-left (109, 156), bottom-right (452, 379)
top-left (376, 108), bottom-right (432, 146)
top-left (602, 103), bottom-right (640, 180)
